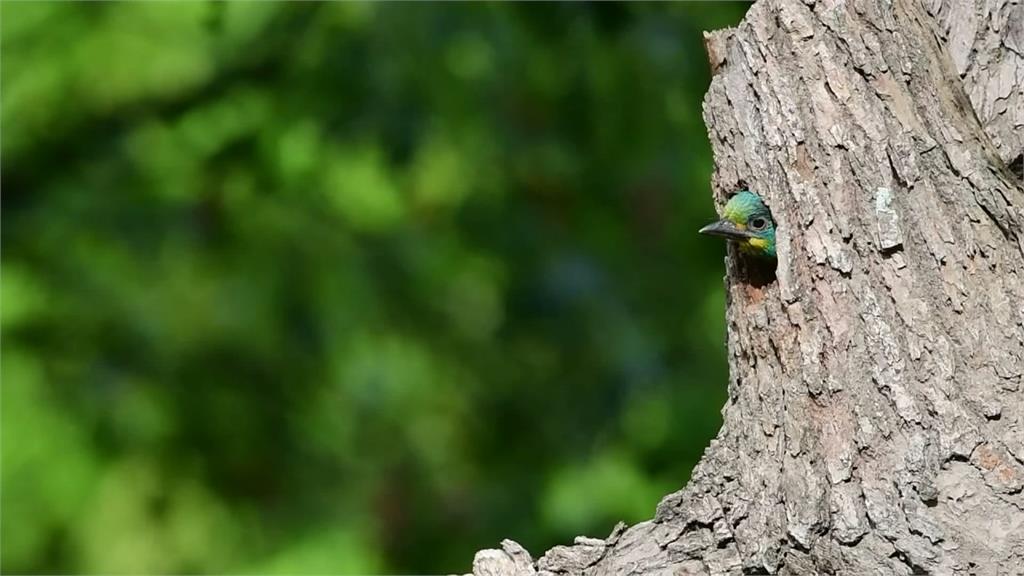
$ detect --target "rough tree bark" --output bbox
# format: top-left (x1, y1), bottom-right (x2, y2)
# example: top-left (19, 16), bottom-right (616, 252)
top-left (472, 0), bottom-right (1024, 574)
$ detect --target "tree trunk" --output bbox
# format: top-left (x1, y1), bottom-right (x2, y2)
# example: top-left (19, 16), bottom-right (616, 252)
top-left (472, 0), bottom-right (1024, 574)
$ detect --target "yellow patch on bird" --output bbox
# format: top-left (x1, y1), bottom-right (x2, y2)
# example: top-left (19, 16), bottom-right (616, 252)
top-left (747, 237), bottom-right (768, 249)
top-left (722, 204), bottom-right (748, 226)
top-left (738, 242), bottom-right (753, 254)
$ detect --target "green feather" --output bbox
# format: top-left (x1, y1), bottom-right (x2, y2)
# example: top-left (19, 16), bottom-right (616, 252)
top-left (699, 190), bottom-right (776, 258)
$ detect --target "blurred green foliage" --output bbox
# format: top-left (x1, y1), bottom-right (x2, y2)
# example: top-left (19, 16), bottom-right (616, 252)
top-left (2, 2), bottom-right (748, 573)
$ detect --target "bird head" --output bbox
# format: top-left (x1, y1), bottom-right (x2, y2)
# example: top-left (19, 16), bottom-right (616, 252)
top-left (699, 190), bottom-right (776, 258)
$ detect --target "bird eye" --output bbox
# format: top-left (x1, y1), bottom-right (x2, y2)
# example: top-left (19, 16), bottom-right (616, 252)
top-left (750, 217), bottom-right (767, 230)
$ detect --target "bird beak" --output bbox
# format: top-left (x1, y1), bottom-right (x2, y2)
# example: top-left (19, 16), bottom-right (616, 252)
top-left (698, 219), bottom-right (755, 240)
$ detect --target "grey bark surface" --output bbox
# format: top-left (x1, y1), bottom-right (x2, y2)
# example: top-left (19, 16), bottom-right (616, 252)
top-left (472, 0), bottom-right (1024, 574)
top-left (925, 0), bottom-right (1024, 176)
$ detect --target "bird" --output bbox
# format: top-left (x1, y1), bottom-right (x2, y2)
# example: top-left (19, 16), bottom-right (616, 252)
top-left (698, 190), bottom-right (776, 258)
